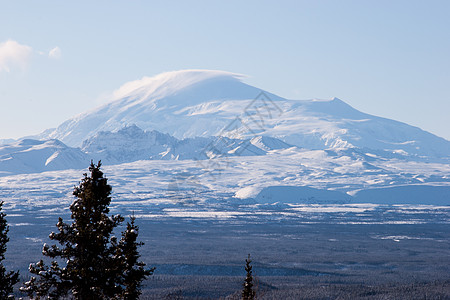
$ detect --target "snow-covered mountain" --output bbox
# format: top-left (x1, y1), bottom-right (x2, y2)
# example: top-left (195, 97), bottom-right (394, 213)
top-left (37, 70), bottom-right (449, 159)
top-left (0, 69), bottom-right (448, 205)
top-left (41, 70), bottom-right (282, 147)
top-left (0, 124), bottom-right (294, 176)
top-left (0, 139), bottom-right (88, 176)
top-left (81, 124), bottom-right (283, 165)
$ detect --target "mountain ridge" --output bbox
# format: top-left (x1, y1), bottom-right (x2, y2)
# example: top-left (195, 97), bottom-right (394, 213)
top-left (28, 69), bottom-right (448, 160)
top-left (0, 69), bottom-right (448, 204)
top-left (0, 124), bottom-right (296, 176)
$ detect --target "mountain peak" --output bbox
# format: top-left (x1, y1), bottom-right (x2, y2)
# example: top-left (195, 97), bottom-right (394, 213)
top-left (112, 69), bottom-right (246, 101)
top-left (36, 70), bottom-right (449, 159)
top-left (331, 97), bottom-right (344, 102)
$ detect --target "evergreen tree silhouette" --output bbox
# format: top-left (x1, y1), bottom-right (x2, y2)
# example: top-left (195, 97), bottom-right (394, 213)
top-left (242, 254), bottom-right (255, 300)
top-left (118, 215), bottom-right (155, 299)
top-left (0, 201), bottom-right (19, 299)
top-left (21, 161), bottom-right (153, 299)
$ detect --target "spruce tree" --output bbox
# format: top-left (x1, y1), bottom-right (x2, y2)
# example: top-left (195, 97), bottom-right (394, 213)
top-left (118, 215), bottom-right (155, 300)
top-left (21, 161), bottom-right (153, 299)
top-left (242, 254), bottom-right (255, 300)
top-left (0, 201), bottom-right (19, 299)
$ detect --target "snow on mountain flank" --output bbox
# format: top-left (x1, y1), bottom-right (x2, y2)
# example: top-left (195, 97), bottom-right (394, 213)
top-left (112, 69), bottom-right (247, 101)
top-left (34, 69), bottom-right (449, 161)
top-left (44, 70), bottom-right (284, 146)
top-left (81, 124), bottom-right (284, 165)
top-left (1, 69), bottom-right (449, 205)
top-left (0, 139), bottom-right (88, 176)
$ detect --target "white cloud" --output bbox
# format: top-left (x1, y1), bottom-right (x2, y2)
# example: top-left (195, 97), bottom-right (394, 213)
top-left (48, 46), bottom-right (62, 59)
top-left (0, 40), bottom-right (33, 72)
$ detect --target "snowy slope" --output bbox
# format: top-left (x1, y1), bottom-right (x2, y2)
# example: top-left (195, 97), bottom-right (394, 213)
top-left (1, 69), bottom-right (448, 206)
top-left (0, 124), bottom-right (293, 176)
top-left (44, 70), bottom-right (283, 147)
top-left (81, 124), bottom-right (282, 164)
top-left (0, 138), bottom-right (16, 145)
top-left (37, 70), bottom-right (449, 159)
top-left (255, 186), bottom-right (352, 204)
top-left (1, 147), bottom-right (448, 207)
top-left (81, 125), bottom-right (178, 164)
top-left (0, 139), bottom-right (89, 176)
top-left (352, 185), bottom-right (450, 205)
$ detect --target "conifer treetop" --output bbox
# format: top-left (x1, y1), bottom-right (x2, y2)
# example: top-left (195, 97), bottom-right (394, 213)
top-left (242, 253), bottom-right (255, 300)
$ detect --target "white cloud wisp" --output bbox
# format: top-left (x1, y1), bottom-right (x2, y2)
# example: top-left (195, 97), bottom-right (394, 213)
top-left (0, 40), bottom-right (33, 72)
top-left (48, 46), bottom-right (62, 59)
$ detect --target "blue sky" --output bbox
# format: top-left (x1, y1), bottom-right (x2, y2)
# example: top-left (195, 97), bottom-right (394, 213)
top-left (1, 0), bottom-right (449, 140)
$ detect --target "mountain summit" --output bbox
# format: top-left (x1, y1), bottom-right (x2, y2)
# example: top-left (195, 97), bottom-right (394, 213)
top-left (110, 69), bottom-right (267, 104)
top-left (40, 69), bottom-right (449, 158)
top-left (44, 70), bottom-right (283, 146)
